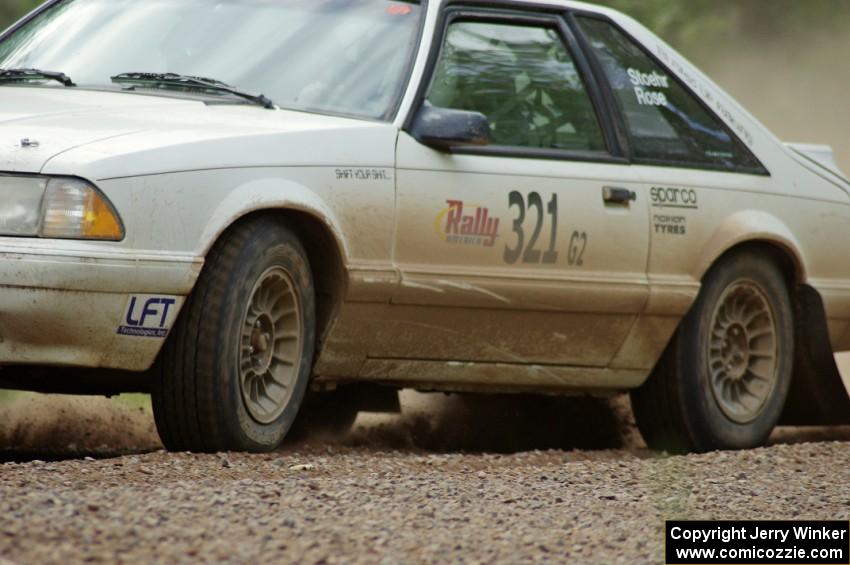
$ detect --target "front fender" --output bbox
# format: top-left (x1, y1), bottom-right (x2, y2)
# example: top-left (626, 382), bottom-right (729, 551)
top-left (199, 176), bottom-right (350, 260)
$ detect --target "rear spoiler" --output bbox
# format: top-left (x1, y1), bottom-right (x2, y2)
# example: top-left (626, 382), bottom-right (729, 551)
top-left (786, 143), bottom-right (849, 184)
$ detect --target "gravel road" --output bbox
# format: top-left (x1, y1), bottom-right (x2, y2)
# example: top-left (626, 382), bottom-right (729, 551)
top-left (2, 393), bottom-right (850, 564)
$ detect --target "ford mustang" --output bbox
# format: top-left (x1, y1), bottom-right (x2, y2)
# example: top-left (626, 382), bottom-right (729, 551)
top-left (0, 0), bottom-right (848, 453)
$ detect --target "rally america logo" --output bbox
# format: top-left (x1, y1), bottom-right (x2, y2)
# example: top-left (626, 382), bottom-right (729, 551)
top-left (435, 200), bottom-right (500, 247)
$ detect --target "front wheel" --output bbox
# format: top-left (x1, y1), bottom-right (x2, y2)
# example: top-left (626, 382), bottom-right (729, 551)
top-left (152, 218), bottom-right (316, 453)
top-left (631, 250), bottom-right (794, 453)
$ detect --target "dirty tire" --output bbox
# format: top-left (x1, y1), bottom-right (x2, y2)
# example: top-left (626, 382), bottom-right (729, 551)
top-left (152, 218), bottom-right (315, 453)
top-left (631, 250), bottom-right (793, 453)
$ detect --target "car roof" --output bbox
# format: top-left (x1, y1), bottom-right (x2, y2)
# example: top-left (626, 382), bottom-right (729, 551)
top-left (427, 0), bottom-right (640, 36)
top-left (429, 0), bottom-right (627, 20)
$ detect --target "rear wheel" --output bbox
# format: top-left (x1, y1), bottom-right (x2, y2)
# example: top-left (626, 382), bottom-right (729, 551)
top-left (631, 250), bottom-right (794, 453)
top-left (152, 218), bottom-right (316, 453)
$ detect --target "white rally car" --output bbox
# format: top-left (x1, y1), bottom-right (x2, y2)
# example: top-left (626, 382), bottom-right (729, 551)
top-left (1, 0), bottom-right (849, 453)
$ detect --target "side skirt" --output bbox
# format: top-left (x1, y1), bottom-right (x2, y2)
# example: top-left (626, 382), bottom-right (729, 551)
top-left (315, 358), bottom-right (646, 397)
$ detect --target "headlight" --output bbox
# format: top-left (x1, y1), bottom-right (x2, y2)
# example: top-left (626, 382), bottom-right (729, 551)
top-left (0, 176), bottom-right (124, 241)
top-left (0, 176), bottom-right (46, 236)
top-left (41, 178), bottom-right (124, 240)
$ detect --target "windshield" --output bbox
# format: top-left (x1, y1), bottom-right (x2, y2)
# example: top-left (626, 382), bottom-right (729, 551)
top-left (0, 0), bottom-right (424, 120)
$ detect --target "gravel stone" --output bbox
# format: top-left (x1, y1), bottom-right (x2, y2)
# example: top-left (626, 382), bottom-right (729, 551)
top-left (3, 393), bottom-right (850, 563)
top-left (1, 441), bottom-right (849, 564)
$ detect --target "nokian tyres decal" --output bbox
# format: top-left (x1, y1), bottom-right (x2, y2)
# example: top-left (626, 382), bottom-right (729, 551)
top-left (653, 214), bottom-right (687, 236)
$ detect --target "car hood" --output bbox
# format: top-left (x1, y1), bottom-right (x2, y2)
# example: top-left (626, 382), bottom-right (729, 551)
top-left (0, 88), bottom-right (393, 179)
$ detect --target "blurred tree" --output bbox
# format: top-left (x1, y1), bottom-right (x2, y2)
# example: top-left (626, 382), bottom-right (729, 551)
top-left (595, 0), bottom-right (728, 48)
top-left (1, 0), bottom-right (41, 30)
top-left (595, 0), bottom-right (850, 56)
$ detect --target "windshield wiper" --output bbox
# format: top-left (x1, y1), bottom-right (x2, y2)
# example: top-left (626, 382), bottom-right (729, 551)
top-left (111, 72), bottom-right (275, 109)
top-left (0, 68), bottom-right (75, 87)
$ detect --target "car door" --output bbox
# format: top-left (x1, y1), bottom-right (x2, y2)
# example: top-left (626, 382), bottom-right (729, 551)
top-left (567, 14), bottom-right (777, 371)
top-left (386, 8), bottom-right (650, 367)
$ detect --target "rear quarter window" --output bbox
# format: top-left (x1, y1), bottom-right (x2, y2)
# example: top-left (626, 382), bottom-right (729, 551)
top-left (576, 16), bottom-right (765, 173)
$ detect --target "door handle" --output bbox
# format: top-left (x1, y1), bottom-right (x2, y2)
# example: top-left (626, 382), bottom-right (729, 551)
top-left (602, 186), bottom-right (637, 205)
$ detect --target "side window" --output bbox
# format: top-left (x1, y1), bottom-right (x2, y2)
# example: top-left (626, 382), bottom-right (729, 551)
top-left (426, 21), bottom-right (607, 153)
top-left (576, 17), bottom-right (763, 172)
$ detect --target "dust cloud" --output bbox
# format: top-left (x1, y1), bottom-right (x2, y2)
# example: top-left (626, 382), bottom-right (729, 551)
top-left (0, 393), bottom-right (161, 461)
top-left (0, 389), bottom-right (642, 458)
top-left (3, 387), bottom-right (850, 459)
top-left (339, 391), bottom-right (643, 453)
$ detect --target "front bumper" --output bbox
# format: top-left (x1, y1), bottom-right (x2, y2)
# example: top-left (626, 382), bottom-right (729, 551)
top-left (0, 241), bottom-right (201, 371)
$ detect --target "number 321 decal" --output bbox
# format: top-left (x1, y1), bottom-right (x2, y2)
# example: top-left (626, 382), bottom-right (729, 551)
top-left (504, 191), bottom-right (587, 267)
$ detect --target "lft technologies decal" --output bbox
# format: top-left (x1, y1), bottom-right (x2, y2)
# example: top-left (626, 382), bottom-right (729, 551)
top-left (435, 200), bottom-right (501, 247)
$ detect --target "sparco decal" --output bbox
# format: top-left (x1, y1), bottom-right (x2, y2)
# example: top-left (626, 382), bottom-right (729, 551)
top-left (650, 186), bottom-right (699, 209)
top-left (435, 200), bottom-right (500, 247)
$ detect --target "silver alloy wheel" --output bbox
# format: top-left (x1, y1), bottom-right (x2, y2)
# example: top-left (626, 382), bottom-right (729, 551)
top-left (707, 280), bottom-right (779, 424)
top-left (239, 266), bottom-right (303, 425)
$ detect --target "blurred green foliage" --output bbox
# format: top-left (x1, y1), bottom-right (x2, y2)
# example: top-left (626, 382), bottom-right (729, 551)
top-left (593, 0), bottom-right (850, 56)
top-left (3, 0), bottom-right (850, 53)
top-left (1, 0), bottom-right (41, 30)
